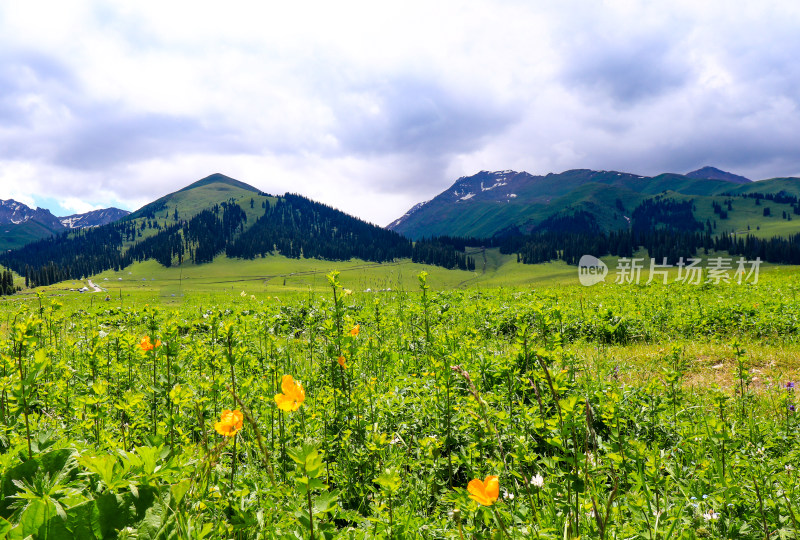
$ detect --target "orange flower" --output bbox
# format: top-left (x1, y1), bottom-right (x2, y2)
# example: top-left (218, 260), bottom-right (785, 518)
top-left (214, 409), bottom-right (243, 437)
top-left (275, 375), bottom-right (305, 412)
top-left (349, 325), bottom-right (360, 337)
top-left (337, 355), bottom-right (348, 369)
top-left (468, 475), bottom-right (499, 506)
top-left (139, 336), bottom-right (161, 352)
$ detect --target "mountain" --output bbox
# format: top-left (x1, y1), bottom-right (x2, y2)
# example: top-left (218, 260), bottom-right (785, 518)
top-left (686, 166), bottom-right (751, 184)
top-left (389, 168), bottom-right (800, 240)
top-left (2, 174), bottom-right (476, 288)
top-left (0, 199), bottom-right (130, 251)
top-left (0, 199), bottom-right (63, 229)
top-left (60, 208), bottom-right (130, 229)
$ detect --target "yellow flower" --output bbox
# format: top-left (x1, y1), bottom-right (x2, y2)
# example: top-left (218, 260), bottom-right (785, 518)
top-left (214, 409), bottom-right (243, 437)
top-left (468, 475), bottom-right (499, 506)
top-left (349, 324), bottom-right (360, 337)
top-left (275, 375), bottom-right (305, 412)
top-left (139, 336), bottom-right (161, 352)
top-left (337, 355), bottom-right (348, 369)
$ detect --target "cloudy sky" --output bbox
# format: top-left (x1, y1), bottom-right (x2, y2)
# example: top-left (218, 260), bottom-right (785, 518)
top-left (1, 1), bottom-right (799, 225)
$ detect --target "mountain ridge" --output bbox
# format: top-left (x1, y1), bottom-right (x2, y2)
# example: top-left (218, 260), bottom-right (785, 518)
top-left (0, 199), bottom-right (130, 251)
top-left (686, 166), bottom-right (751, 184)
top-left (388, 167), bottom-right (800, 239)
top-left (1, 173), bottom-right (472, 288)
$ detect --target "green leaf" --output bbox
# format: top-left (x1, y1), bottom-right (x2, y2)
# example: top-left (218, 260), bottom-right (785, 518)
top-left (170, 479), bottom-right (191, 506)
top-left (0, 449), bottom-right (75, 518)
top-left (134, 446), bottom-right (161, 476)
top-left (374, 468), bottom-right (401, 493)
top-left (95, 492), bottom-right (139, 538)
top-left (18, 499), bottom-right (49, 538)
top-left (80, 455), bottom-right (117, 488)
top-left (37, 500), bottom-right (101, 540)
top-left (313, 491), bottom-right (339, 515)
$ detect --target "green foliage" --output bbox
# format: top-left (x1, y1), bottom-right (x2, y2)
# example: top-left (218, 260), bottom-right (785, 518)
top-left (1, 272), bottom-right (800, 537)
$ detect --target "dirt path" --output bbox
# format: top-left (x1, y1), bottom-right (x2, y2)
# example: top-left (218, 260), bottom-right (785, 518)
top-left (87, 279), bottom-right (104, 292)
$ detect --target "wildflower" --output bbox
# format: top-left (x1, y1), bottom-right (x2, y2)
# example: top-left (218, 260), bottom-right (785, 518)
top-left (274, 375), bottom-right (305, 412)
top-left (240, 291), bottom-right (246, 297)
top-left (790, 404), bottom-right (796, 412)
top-left (502, 490), bottom-right (514, 501)
top-left (139, 336), bottom-right (161, 352)
top-left (467, 475), bottom-right (499, 506)
top-left (787, 381), bottom-right (795, 390)
top-left (343, 288), bottom-right (353, 296)
top-left (214, 409), bottom-right (243, 437)
top-left (702, 510), bottom-right (719, 521)
top-left (349, 324), bottom-right (360, 336)
top-left (337, 355), bottom-right (348, 369)
top-left (530, 474), bottom-right (544, 488)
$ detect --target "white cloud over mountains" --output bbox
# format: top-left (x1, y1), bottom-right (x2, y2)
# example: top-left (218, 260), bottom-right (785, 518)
top-left (1, 0), bottom-right (799, 225)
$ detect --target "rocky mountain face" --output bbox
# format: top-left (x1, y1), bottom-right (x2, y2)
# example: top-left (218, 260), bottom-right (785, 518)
top-left (0, 199), bottom-right (63, 230)
top-left (0, 199), bottom-right (129, 230)
top-left (59, 208), bottom-right (130, 228)
top-left (0, 199), bottom-right (130, 251)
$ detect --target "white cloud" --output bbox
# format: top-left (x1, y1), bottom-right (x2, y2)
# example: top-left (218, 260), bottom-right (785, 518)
top-left (0, 0), bottom-right (799, 226)
top-left (59, 197), bottom-right (103, 215)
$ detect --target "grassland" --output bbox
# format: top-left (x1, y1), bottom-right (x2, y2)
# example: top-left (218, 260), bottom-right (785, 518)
top-left (10, 249), bottom-right (581, 309)
top-left (2, 252), bottom-right (800, 538)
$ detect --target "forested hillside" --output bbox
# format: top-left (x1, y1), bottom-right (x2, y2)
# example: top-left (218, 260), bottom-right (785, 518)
top-left (0, 176), bottom-right (467, 287)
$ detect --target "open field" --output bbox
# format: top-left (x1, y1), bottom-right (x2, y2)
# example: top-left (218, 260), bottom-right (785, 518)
top-left (10, 246), bottom-right (788, 305)
top-left (1, 259), bottom-right (800, 538)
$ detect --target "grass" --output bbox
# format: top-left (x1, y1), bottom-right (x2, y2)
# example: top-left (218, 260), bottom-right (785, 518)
top-left (675, 193), bottom-right (799, 239)
top-left (2, 260), bottom-right (800, 537)
top-left (9, 246), bottom-right (796, 314)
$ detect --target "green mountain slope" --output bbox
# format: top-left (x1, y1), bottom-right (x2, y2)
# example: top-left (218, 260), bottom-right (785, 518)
top-left (0, 220), bottom-right (64, 251)
top-left (125, 173), bottom-right (270, 229)
top-left (0, 174), bottom-right (428, 288)
top-left (388, 169), bottom-right (800, 240)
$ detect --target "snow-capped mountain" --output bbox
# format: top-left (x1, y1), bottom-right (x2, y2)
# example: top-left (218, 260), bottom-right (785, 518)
top-left (0, 199), bottom-right (63, 230)
top-left (0, 199), bottom-right (130, 251)
top-left (387, 167), bottom-right (785, 240)
top-left (59, 207), bottom-right (130, 228)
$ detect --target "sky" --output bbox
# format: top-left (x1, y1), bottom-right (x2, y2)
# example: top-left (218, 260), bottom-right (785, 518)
top-left (1, 0), bottom-right (799, 226)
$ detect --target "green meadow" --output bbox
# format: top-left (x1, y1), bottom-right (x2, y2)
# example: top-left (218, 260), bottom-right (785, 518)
top-left (2, 254), bottom-right (800, 538)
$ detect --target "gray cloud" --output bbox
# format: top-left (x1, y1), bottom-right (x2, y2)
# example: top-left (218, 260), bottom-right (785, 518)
top-left (0, 50), bottom-right (75, 126)
top-left (560, 38), bottom-right (691, 105)
top-left (1, 0), bottom-right (800, 226)
top-left (52, 109), bottom-right (255, 170)
top-left (334, 76), bottom-right (519, 157)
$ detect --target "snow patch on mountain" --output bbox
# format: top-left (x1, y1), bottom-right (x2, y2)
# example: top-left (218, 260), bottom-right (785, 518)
top-left (481, 181), bottom-right (507, 192)
top-left (59, 207), bottom-right (130, 228)
top-left (386, 199), bottom-right (430, 230)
